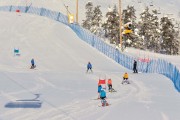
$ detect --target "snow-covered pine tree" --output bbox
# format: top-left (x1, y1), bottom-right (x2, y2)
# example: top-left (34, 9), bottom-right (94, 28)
top-left (122, 5), bottom-right (136, 30)
top-left (160, 17), bottom-right (179, 55)
top-left (102, 5), bottom-right (119, 44)
top-left (149, 9), bottom-right (161, 52)
top-left (138, 6), bottom-right (161, 52)
top-left (90, 5), bottom-right (103, 36)
top-left (122, 5), bottom-right (143, 49)
top-left (82, 2), bottom-right (93, 30)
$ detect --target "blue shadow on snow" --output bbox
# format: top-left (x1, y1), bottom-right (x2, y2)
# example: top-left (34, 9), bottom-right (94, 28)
top-left (5, 99), bottom-right (42, 108)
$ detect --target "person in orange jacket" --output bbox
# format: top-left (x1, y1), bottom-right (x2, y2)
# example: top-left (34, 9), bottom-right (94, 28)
top-left (122, 72), bottom-right (130, 84)
top-left (107, 79), bottom-right (112, 91)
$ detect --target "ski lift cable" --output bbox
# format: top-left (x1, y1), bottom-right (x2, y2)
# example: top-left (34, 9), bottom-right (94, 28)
top-left (147, 2), bottom-right (163, 16)
top-left (137, 0), bottom-right (142, 3)
top-left (157, 7), bottom-right (161, 14)
top-left (64, 4), bottom-right (71, 14)
top-left (125, 0), bottom-right (136, 7)
top-left (62, 0), bottom-right (71, 14)
top-left (23, 0), bottom-right (32, 6)
top-left (150, 0), bottom-right (154, 6)
top-left (149, 1), bottom-right (175, 19)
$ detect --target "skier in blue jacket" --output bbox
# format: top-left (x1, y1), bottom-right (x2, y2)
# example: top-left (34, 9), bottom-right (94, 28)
top-left (98, 84), bottom-right (102, 93)
top-left (100, 89), bottom-right (106, 100)
top-left (100, 88), bottom-right (109, 106)
top-left (97, 84), bottom-right (102, 99)
top-left (30, 58), bottom-right (36, 69)
top-left (87, 62), bottom-right (93, 73)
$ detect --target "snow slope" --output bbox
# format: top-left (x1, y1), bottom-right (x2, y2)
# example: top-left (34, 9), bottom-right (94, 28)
top-left (0, 11), bottom-right (180, 120)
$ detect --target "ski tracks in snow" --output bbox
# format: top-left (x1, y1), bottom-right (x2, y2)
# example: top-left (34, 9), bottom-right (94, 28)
top-left (1, 71), bottom-right (149, 120)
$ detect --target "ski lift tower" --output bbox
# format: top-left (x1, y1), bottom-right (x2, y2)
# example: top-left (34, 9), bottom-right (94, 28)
top-left (157, 7), bottom-right (161, 14)
top-left (76, 0), bottom-right (79, 24)
top-left (174, 21), bottom-right (180, 32)
top-left (119, 0), bottom-right (123, 50)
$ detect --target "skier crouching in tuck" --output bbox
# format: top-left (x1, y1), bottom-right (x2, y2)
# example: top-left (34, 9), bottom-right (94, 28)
top-left (122, 72), bottom-right (130, 84)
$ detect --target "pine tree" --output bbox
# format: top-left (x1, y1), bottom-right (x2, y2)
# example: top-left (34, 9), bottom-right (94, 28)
top-left (160, 17), bottom-right (179, 55)
top-left (82, 2), bottom-right (93, 30)
top-left (102, 5), bottom-right (119, 44)
top-left (149, 9), bottom-right (161, 52)
top-left (122, 5), bottom-right (143, 49)
top-left (138, 6), bottom-right (161, 52)
top-left (90, 5), bottom-right (103, 36)
top-left (122, 5), bottom-right (136, 30)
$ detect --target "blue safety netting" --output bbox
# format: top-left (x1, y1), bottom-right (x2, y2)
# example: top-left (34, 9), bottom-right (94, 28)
top-left (0, 6), bottom-right (179, 92)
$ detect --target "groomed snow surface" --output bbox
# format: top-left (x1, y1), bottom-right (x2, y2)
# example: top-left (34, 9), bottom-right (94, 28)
top-left (0, 12), bottom-right (180, 120)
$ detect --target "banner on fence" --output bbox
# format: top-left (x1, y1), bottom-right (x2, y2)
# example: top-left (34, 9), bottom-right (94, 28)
top-left (138, 58), bottom-right (150, 63)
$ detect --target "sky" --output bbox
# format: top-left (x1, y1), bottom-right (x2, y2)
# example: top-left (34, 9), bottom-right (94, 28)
top-left (0, 11), bottom-right (180, 120)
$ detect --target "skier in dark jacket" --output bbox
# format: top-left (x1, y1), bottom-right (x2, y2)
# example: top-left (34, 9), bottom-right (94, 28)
top-left (133, 60), bottom-right (138, 73)
top-left (87, 62), bottom-right (93, 73)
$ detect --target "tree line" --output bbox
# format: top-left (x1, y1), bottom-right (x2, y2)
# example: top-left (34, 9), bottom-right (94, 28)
top-left (82, 2), bottom-right (180, 55)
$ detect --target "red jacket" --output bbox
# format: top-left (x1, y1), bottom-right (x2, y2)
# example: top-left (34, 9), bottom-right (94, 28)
top-left (107, 79), bottom-right (112, 85)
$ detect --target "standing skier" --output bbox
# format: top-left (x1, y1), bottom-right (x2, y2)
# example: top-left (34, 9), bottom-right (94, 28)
top-left (107, 79), bottom-right (112, 92)
top-left (133, 60), bottom-right (138, 73)
top-left (87, 62), bottom-right (93, 73)
top-left (30, 58), bottom-right (36, 69)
